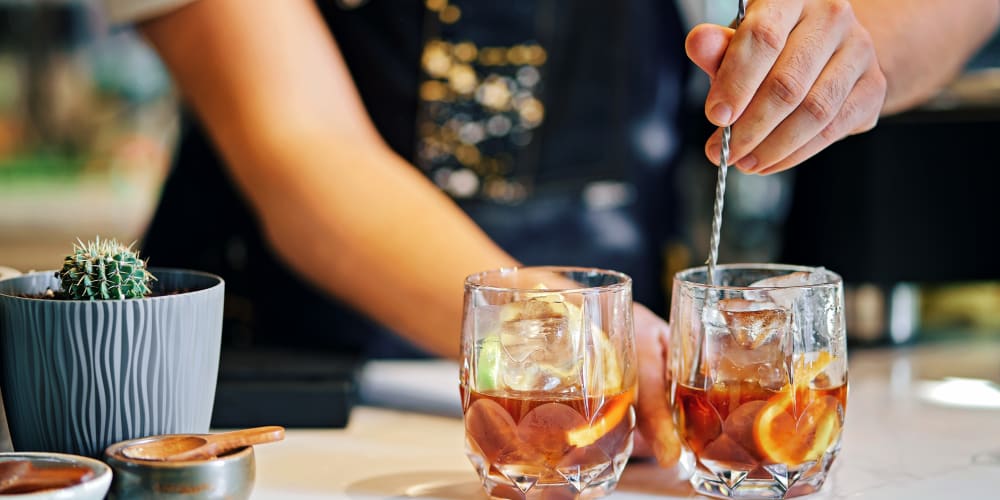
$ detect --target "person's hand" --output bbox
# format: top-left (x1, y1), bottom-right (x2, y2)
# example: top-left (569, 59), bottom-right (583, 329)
top-left (686, 0), bottom-right (887, 175)
top-left (631, 303), bottom-right (681, 468)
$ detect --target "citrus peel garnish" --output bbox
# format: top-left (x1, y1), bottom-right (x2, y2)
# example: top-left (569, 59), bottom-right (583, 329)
top-left (792, 351), bottom-right (833, 390)
top-left (753, 352), bottom-right (842, 464)
top-left (566, 391), bottom-right (633, 447)
top-left (754, 394), bottom-right (840, 464)
top-left (476, 336), bottom-right (503, 391)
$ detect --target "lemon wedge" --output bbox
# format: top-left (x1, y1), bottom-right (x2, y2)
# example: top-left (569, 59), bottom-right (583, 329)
top-left (476, 335), bottom-right (504, 391)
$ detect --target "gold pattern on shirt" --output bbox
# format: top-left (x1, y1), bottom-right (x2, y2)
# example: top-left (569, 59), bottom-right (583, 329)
top-left (417, 32), bottom-right (548, 202)
top-left (425, 0), bottom-right (461, 24)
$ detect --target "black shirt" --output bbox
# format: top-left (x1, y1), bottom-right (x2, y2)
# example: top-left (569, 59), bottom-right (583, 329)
top-left (143, 0), bottom-right (690, 358)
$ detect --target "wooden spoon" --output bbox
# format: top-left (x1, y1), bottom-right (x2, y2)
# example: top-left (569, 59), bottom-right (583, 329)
top-left (0, 460), bottom-right (94, 494)
top-left (120, 426), bottom-right (285, 462)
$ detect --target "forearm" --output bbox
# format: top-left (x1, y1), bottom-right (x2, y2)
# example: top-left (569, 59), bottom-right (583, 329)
top-left (248, 131), bottom-right (516, 358)
top-left (190, 112), bottom-right (515, 359)
top-left (852, 0), bottom-right (1000, 114)
top-left (140, 0), bottom-right (517, 358)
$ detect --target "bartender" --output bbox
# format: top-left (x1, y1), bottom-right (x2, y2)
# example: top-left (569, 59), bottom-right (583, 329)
top-left (105, 0), bottom-right (998, 467)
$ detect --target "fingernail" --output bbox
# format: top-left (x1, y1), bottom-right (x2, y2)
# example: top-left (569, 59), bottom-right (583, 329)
top-left (707, 143), bottom-right (721, 164)
top-left (654, 428), bottom-right (681, 467)
top-left (709, 103), bottom-right (732, 125)
top-left (736, 155), bottom-right (757, 171)
top-left (658, 426), bottom-right (679, 447)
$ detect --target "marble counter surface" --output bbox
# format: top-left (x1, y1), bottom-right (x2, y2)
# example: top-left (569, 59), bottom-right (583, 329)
top-left (250, 340), bottom-right (1000, 499)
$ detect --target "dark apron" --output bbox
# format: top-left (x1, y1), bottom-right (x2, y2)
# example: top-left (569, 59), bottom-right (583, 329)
top-left (142, 0), bottom-right (689, 358)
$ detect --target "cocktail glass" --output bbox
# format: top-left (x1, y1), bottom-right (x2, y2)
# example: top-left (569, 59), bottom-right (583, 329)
top-left (461, 266), bottom-right (637, 499)
top-left (669, 264), bottom-right (847, 499)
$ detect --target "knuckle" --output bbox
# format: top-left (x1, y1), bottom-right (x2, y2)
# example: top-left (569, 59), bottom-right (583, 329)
top-left (768, 71), bottom-right (807, 106)
top-left (802, 91), bottom-right (837, 123)
top-left (856, 71), bottom-right (887, 109)
top-left (839, 60), bottom-right (862, 83)
top-left (819, 117), bottom-right (847, 143)
top-left (871, 70), bottom-right (888, 95)
top-left (733, 132), bottom-right (757, 151)
top-left (722, 77), bottom-right (754, 102)
top-left (855, 28), bottom-right (875, 50)
top-left (819, 121), bottom-right (844, 143)
top-left (824, 0), bottom-right (854, 21)
top-left (850, 28), bottom-right (877, 61)
top-left (746, 21), bottom-right (786, 53)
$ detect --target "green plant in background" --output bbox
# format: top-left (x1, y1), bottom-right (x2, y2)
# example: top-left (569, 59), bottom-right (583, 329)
top-left (57, 237), bottom-right (155, 300)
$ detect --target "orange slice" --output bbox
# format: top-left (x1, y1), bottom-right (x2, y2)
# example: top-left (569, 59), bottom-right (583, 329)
top-left (754, 394), bottom-right (840, 464)
top-left (792, 352), bottom-right (833, 389)
top-left (754, 352), bottom-right (840, 464)
top-left (566, 392), bottom-right (633, 447)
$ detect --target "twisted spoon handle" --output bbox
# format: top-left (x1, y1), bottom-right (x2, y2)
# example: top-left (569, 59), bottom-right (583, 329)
top-left (706, 0), bottom-right (747, 286)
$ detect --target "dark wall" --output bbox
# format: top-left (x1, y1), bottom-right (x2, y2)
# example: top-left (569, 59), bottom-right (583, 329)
top-left (781, 107), bottom-right (1000, 286)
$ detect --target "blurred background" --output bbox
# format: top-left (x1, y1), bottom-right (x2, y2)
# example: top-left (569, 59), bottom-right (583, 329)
top-left (0, 0), bottom-right (998, 347)
top-left (0, 0), bottom-right (175, 271)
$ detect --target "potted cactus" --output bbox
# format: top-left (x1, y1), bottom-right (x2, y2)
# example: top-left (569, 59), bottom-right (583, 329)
top-left (56, 238), bottom-right (156, 300)
top-left (0, 237), bottom-right (225, 457)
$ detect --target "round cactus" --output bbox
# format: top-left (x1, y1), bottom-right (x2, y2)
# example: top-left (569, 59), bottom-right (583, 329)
top-left (57, 237), bottom-right (155, 300)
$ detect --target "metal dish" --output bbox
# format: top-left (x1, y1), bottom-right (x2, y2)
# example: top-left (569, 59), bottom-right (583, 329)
top-left (0, 452), bottom-right (112, 499)
top-left (104, 436), bottom-right (255, 499)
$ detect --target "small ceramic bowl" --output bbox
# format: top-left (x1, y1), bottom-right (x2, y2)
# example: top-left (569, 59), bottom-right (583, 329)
top-left (0, 452), bottom-right (112, 499)
top-left (103, 436), bottom-right (255, 499)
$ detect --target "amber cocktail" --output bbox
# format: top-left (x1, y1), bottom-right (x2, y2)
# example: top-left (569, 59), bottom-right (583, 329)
top-left (461, 267), bottom-right (637, 499)
top-left (669, 265), bottom-right (848, 499)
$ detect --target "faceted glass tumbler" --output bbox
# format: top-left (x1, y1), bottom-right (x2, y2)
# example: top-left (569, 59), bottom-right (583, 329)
top-left (669, 264), bottom-right (848, 499)
top-left (460, 266), bottom-right (637, 499)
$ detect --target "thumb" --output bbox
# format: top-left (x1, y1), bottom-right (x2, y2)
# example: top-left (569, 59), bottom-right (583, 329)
top-left (633, 304), bottom-right (681, 468)
top-left (685, 23), bottom-right (735, 80)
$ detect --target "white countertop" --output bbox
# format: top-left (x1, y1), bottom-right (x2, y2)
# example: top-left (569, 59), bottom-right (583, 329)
top-left (251, 341), bottom-right (1000, 499)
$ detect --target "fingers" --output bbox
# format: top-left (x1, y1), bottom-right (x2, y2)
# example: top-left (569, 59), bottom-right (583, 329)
top-left (705, 0), bottom-right (804, 126)
top-left (739, 25), bottom-right (876, 172)
top-left (755, 65), bottom-right (885, 174)
top-left (685, 24), bottom-right (735, 80)
top-left (633, 303), bottom-right (681, 468)
top-left (720, 0), bottom-right (854, 168)
top-left (698, 0), bottom-right (887, 174)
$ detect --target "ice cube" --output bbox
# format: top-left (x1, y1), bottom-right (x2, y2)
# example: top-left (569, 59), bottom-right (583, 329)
top-left (714, 348), bottom-right (788, 390)
top-left (498, 298), bottom-right (581, 392)
top-left (718, 299), bottom-right (787, 349)
top-left (749, 270), bottom-right (828, 288)
top-left (714, 342), bottom-right (788, 390)
top-left (705, 299), bottom-right (789, 389)
top-left (474, 303), bottom-right (502, 344)
top-left (748, 270), bottom-right (828, 310)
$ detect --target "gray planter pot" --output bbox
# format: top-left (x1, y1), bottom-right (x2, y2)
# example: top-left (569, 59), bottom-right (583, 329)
top-left (0, 269), bottom-right (224, 457)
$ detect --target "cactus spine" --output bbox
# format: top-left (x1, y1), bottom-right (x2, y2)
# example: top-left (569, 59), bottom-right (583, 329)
top-left (58, 237), bottom-right (155, 300)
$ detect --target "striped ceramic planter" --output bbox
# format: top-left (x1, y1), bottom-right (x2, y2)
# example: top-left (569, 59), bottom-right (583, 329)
top-left (0, 269), bottom-right (224, 458)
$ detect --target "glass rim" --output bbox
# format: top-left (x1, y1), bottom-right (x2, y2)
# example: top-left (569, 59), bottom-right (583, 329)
top-left (464, 265), bottom-right (632, 294)
top-left (673, 263), bottom-right (843, 291)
